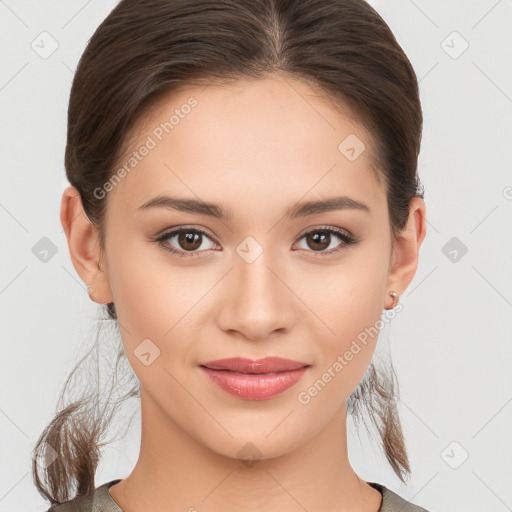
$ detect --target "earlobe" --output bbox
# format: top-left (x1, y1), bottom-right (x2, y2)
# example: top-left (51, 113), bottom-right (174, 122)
top-left (60, 185), bottom-right (114, 304)
top-left (385, 196), bottom-right (427, 306)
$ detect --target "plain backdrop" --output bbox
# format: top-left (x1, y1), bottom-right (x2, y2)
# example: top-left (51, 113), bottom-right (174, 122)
top-left (1, 1), bottom-right (511, 511)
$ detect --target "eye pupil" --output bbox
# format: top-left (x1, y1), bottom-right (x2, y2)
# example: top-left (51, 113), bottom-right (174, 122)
top-left (178, 231), bottom-right (202, 251)
top-left (307, 231), bottom-right (330, 251)
top-left (159, 226), bottom-right (352, 258)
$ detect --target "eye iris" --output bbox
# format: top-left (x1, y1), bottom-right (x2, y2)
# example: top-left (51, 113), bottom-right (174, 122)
top-left (178, 231), bottom-right (202, 251)
top-left (307, 231), bottom-right (330, 251)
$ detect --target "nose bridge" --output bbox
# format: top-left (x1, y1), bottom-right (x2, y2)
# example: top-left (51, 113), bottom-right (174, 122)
top-left (218, 239), bottom-right (294, 339)
top-left (238, 248), bottom-right (278, 296)
top-left (235, 240), bottom-right (283, 307)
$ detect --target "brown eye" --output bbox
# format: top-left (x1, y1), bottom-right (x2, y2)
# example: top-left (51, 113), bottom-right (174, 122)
top-left (305, 230), bottom-right (331, 251)
top-left (294, 227), bottom-right (358, 255)
top-left (177, 230), bottom-right (203, 251)
top-left (155, 227), bottom-right (218, 258)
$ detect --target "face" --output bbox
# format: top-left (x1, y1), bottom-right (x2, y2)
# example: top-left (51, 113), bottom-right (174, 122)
top-left (94, 74), bottom-right (398, 460)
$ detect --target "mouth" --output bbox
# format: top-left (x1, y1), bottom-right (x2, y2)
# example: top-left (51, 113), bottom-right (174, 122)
top-left (199, 357), bottom-right (311, 400)
top-left (200, 356), bottom-right (310, 374)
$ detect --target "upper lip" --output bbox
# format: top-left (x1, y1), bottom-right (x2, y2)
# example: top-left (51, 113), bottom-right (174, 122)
top-left (200, 357), bottom-right (310, 374)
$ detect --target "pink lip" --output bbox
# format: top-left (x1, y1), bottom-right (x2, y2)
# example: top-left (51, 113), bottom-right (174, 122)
top-left (199, 357), bottom-right (310, 400)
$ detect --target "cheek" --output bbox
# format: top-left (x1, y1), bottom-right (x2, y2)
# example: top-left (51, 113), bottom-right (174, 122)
top-left (105, 237), bottom-right (211, 365)
top-left (106, 225), bottom-right (389, 389)
top-left (300, 248), bottom-right (389, 398)
top-left (307, 249), bottom-right (388, 337)
top-left (105, 235), bottom-right (172, 342)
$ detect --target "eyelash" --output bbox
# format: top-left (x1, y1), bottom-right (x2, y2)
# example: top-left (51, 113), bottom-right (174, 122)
top-left (154, 225), bottom-right (358, 259)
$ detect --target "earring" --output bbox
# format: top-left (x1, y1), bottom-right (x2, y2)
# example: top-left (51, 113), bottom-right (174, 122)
top-left (388, 290), bottom-right (399, 309)
top-left (87, 285), bottom-right (94, 295)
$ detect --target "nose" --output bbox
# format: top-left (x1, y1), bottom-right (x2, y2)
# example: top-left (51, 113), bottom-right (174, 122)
top-left (215, 248), bottom-right (297, 342)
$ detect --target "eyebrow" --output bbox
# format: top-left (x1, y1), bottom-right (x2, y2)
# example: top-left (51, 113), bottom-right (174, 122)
top-left (137, 194), bottom-right (370, 220)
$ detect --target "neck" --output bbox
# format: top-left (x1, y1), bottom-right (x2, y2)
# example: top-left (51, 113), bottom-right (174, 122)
top-left (108, 388), bottom-right (382, 512)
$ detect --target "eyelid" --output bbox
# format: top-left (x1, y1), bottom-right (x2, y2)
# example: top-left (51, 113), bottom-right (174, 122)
top-left (154, 224), bottom-right (359, 258)
top-left (292, 225), bottom-right (358, 255)
top-left (154, 225), bottom-right (219, 256)
top-left (295, 224), bottom-right (354, 240)
top-left (154, 224), bottom-right (216, 240)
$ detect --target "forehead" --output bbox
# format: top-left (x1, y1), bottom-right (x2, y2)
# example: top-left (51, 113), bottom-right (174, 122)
top-left (106, 75), bottom-right (385, 218)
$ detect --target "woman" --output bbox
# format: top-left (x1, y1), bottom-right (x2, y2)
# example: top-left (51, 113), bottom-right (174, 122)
top-left (33, 0), bottom-right (429, 510)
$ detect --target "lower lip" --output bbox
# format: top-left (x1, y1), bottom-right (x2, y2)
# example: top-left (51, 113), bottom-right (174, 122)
top-left (200, 366), bottom-right (309, 400)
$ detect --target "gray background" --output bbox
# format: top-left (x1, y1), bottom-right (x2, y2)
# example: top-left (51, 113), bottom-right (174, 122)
top-left (1, 1), bottom-right (511, 511)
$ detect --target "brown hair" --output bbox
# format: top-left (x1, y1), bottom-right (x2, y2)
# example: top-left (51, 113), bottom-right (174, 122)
top-left (33, 0), bottom-right (424, 505)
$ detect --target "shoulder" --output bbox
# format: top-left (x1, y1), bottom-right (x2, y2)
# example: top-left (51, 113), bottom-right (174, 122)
top-left (45, 479), bottom-right (122, 512)
top-left (369, 482), bottom-right (431, 512)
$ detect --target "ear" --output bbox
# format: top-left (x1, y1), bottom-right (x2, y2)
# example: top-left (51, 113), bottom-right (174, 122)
top-left (385, 196), bottom-right (427, 308)
top-left (60, 185), bottom-right (114, 304)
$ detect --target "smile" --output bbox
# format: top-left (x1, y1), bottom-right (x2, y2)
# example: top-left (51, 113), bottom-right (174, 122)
top-left (199, 357), bottom-right (311, 400)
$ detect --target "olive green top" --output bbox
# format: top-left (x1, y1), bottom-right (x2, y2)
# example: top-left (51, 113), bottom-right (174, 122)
top-left (47, 479), bottom-right (430, 511)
